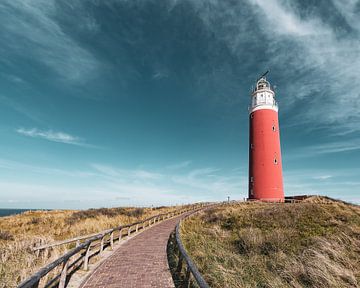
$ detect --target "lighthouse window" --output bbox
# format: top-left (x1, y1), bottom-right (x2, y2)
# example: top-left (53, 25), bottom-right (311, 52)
top-left (250, 176), bottom-right (254, 182)
top-left (274, 158), bottom-right (278, 165)
top-left (272, 125), bottom-right (276, 132)
top-left (250, 143), bottom-right (254, 149)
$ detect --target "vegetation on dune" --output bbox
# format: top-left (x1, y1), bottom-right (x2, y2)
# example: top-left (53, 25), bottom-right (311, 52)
top-left (0, 205), bottom-right (176, 288)
top-left (180, 197), bottom-right (360, 288)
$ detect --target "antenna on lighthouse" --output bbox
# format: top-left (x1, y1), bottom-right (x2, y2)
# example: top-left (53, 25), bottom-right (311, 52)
top-left (257, 70), bottom-right (270, 82)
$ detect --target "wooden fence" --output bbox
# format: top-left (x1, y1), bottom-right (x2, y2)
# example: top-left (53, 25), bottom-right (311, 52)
top-left (18, 204), bottom-right (205, 288)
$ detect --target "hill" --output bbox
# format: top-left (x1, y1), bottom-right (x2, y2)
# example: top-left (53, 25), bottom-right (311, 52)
top-left (180, 197), bottom-right (360, 287)
top-left (0, 205), bottom-right (175, 287)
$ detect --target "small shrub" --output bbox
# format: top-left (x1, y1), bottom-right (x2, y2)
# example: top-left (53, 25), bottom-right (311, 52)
top-left (124, 208), bottom-right (144, 217)
top-left (153, 206), bottom-right (166, 210)
top-left (221, 215), bottom-right (237, 230)
top-left (0, 230), bottom-right (14, 241)
top-left (260, 241), bottom-right (278, 255)
top-left (201, 209), bottom-right (225, 224)
top-left (28, 217), bottom-right (42, 225)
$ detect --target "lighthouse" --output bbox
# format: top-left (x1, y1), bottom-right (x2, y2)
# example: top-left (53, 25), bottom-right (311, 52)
top-left (248, 72), bottom-right (284, 202)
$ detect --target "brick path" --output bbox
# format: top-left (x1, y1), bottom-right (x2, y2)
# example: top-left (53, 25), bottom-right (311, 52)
top-left (81, 212), bottom-right (189, 288)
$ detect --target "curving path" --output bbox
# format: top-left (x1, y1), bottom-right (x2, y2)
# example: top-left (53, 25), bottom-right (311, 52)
top-left (80, 212), bottom-right (190, 288)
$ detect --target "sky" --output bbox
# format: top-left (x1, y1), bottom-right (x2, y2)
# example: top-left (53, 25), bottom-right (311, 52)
top-left (0, 0), bottom-right (359, 209)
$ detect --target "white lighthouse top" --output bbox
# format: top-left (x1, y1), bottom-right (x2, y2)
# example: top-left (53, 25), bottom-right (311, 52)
top-left (250, 76), bottom-right (278, 113)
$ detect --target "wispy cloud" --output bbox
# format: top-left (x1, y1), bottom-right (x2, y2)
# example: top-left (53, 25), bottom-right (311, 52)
top-left (185, 0), bottom-right (360, 134)
top-left (3, 73), bottom-right (25, 84)
top-left (331, 0), bottom-right (360, 32)
top-left (0, 95), bottom-right (42, 123)
top-left (16, 127), bottom-right (85, 146)
top-left (246, 0), bottom-right (360, 133)
top-left (0, 0), bottom-right (99, 81)
top-left (0, 157), bottom-right (94, 178)
top-left (248, 0), bottom-right (326, 37)
top-left (287, 139), bottom-right (360, 159)
top-left (91, 164), bottom-right (163, 181)
top-left (283, 168), bottom-right (360, 203)
top-left (166, 160), bottom-right (192, 170)
top-left (312, 175), bottom-right (333, 180)
top-left (91, 163), bottom-right (245, 203)
top-left (152, 70), bottom-right (169, 80)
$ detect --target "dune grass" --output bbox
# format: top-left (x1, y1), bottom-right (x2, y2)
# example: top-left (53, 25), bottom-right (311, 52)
top-left (180, 197), bottom-right (360, 287)
top-left (0, 205), bottom-right (177, 287)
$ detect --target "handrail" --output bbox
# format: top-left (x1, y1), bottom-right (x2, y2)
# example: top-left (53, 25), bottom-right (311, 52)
top-left (175, 222), bottom-right (209, 288)
top-left (18, 204), bottom-right (204, 288)
top-left (172, 204), bottom-right (220, 288)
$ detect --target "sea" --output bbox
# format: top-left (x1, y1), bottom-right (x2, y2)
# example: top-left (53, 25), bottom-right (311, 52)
top-left (0, 209), bottom-right (32, 217)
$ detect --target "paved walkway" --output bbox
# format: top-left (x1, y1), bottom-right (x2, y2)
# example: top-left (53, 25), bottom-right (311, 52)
top-left (80, 212), bottom-right (189, 288)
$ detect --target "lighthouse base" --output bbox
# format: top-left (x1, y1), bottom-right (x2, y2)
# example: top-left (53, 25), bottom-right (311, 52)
top-left (247, 197), bottom-right (284, 203)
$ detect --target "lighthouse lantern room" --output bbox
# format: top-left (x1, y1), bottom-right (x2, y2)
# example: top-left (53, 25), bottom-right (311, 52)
top-left (248, 72), bottom-right (284, 202)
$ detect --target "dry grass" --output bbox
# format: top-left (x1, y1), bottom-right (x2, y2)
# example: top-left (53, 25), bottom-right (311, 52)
top-left (180, 197), bottom-right (360, 288)
top-left (0, 205), bottom-right (179, 288)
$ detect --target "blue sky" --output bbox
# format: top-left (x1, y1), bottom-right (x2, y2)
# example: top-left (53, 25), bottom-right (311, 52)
top-left (0, 0), bottom-right (359, 209)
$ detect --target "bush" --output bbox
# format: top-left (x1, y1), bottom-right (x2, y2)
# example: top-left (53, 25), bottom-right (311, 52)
top-left (0, 230), bottom-right (14, 241)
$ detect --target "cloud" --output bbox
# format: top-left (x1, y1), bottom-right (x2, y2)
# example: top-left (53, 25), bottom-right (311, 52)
top-left (0, 0), bottom-right (99, 81)
top-left (0, 95), bottom-right (42, 123)
top-left (0, 157), bottom-right (94, 178)
top-left (283, 168), bottom-right (360, 203)
top-left (91, 164), bottom-right (163, 181)
top-left (246, 0), bottom-right (360, 133)
top-left (312, 175), bottom-right (333, 180)
top-left (91, 163), bottom-right (245, 203)
top-left (16, 127), bottom-right (85, 146)
top-left (3, 74), bottom-right (25, 84)
top-left (287, 139), bottom-right (360, 159)
top-left (166, 160), bottom-right (192, 170)
top-left (248, 0), bottom-right (325, 37)
top-left (331, 0), bottom-right (360, 32)
top-left (186, 0), bottom-right (360, 134)
top-left (152, 70), bottom-right (169, 80)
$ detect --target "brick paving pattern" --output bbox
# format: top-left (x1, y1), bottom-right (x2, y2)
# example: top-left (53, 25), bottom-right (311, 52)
top-left (81, 213), bottom-right (189, 288)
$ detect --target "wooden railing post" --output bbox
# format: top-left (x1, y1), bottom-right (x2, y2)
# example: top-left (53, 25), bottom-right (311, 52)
top-left (136, 224), bottom-right (139, 232)
top-left (100, 236), bottom-right (105, 254)
top-left (110, 232), bottom-right (114, 250)
top-left (59, 259), bottom-right (69, 288)
top-left (83, 244), bottom-right (91, 271)
top-left (76, 240), bottom-right (80, 247)
top-left (176, 251), bottom-right (183, 273)
top-left (119, 229), bottom-right (122, 241)
top-left (183, 266), bottom-right (191, 288)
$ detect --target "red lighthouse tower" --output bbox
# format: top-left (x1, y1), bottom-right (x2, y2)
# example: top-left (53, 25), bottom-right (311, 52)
top-left (248, 72), bottom-right (284, 201)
